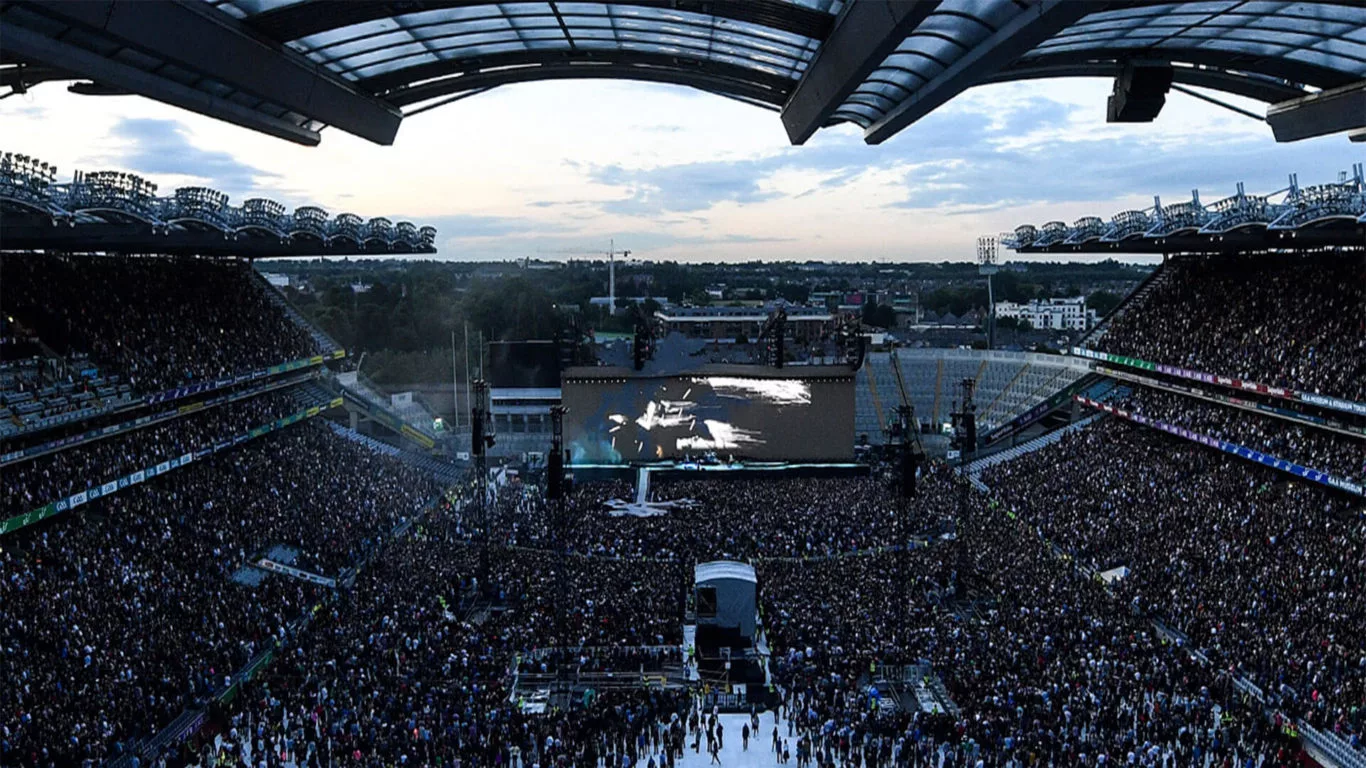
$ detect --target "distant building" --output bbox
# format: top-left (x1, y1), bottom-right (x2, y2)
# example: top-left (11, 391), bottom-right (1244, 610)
top-left (809, 290), bottom-right (842, 309)
top-left (891, 295), bottom-right (921, 327)
top-left (995, 296), bottom-right (1097, 330)
top-left (519, 258), bottom-right (561, 271)
top-left (655, 304), bottom-right (834, 342)
top-left (261, 272), bottom-right (290, 288)
top-left (589, 296), bottom-right (649, 308)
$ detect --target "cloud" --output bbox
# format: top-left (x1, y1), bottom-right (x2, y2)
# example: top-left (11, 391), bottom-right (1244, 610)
top-left (578, 92), bottom-right (1353, 223)
top-left (106, 118), bottom-right (278, 196)
top-left (587, 135), bottom-right (886, 214)
top-left (582, 97), bottom-right (1078, 215)
top-left (420, 213), bottom-right (575, 241)
top-left (886, 111), bottom-right (1351, 212)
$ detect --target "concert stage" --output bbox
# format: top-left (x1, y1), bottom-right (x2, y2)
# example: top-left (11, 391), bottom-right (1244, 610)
top-left (569, 459), bottom-right (869, 485)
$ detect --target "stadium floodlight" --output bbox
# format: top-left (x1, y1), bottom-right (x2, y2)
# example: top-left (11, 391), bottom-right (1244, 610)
top-left (1270, 164), bottom-right (1366, 229)
top-left (1104, 210), bottom-right (1152, 242)
top-left (290, 205), bottom-right (328, 239)
top-left (72, 170), bottom-right (159, 220)
top-left (1035, 221), bottom-right (1068, 248)
top-left (365, 217), bottom-right (393, 245)
top-left (238, 198), bottom-right (286, 236)
top-left (0, 152), bottom-right (58, 206)
top-left (1065, 216), bottom-right (1106, 244)
top-left (331, 213), bottom-right (363, 243)
top-left (1008, 224), bottom-right (1038, 249)
top-left (1, 151), bottom-right (438, 254)
top-left (169, 186), bottom-right (231, 231)
top-left (977, 235), bottom-right (999, 350)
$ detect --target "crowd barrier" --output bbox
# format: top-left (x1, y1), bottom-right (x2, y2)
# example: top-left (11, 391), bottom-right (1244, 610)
top-left (1095, 364), bottom-right (1365, 438)
top-left (1, 370), bottom-right (321, 466)
top-left (12, 349), bottom-right (343, 443)
top-left (0, 397), bottom-right (344, 536)
top-left (1074, 395), bottom-right (1363, 497)
top-left (1071, 347), bottom-right (1366, 417)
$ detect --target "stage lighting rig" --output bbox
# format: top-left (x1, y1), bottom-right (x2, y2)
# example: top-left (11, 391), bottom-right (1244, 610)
top-left (758, 306), bottom-right (787, 368)
top-left (631, 305), bottom-right (656, 371)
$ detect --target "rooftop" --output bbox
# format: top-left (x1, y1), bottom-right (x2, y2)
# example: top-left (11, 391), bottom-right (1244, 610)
top-left (4, 0), bottom-right (1360, 146)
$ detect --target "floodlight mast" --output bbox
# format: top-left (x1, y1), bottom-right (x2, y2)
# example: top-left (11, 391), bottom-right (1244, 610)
top-left (977, 236), bottom-right (1000, 350)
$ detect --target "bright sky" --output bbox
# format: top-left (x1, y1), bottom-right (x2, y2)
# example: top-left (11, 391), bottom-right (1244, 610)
top-left (2, 77), bottom-right (1357, 262)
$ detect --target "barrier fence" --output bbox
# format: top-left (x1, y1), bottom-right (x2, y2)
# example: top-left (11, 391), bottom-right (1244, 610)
top-left (1, 370), bottom-right (321, 466)
top-left (1074, 395), bottom-right (1363, 497)
top-left (1071, 347), bottom-right (1366, 417)
top-left (0, 397), bottom-right (344, 536)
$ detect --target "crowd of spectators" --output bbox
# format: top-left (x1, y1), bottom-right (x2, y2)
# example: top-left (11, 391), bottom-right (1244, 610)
top-left (0, 422), bottom-right (442, 767)
top-left (6, 390), bottom-right (1353, 766)
top-left (174, 512), bottom-right (693, 768)
top-left (1, 254), bottom-right (320, 394)
top-left (754, 466), bottom-right (1299, 767)
top-left (983, 419), bottom-right (1365, 742)
top-left (3, 386), bottom-right (307, 518)
top-left (161, 442), bottom-right (1333, 767)
top-left (1093, 253), bottom-right (1365, 401)
top-left (1115, 385), bottom-right (1364, 481)
top-left (504, 468), bottom-right (957, 562)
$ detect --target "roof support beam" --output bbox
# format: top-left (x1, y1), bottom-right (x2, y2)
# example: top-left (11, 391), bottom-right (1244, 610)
top-left (780, 0), bottom-right (939, 145)
top-left (1, 22), bottom-right (322, 145)
top-left (983, 61), bottom-right (1306, 104)
top-left (248, 0), bottom-right (834, 47)
top-left (1266, 80), bottom-right (1366, 142)
top-left (389, 60), bottom-right (790, 111)
top-left (377, 50), bottom-right (794, 108)
top-left (864, 0), bottom-right (1096, 145)
top-left (10, 0), bottom-right (403, 144)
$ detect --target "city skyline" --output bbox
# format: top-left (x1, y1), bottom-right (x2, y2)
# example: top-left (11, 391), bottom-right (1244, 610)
top-left (3, 76), bottom-right (1354, 262)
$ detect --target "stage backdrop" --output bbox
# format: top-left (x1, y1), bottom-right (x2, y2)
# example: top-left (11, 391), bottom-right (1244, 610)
top-left (562, 365), bottom-right (855, 463)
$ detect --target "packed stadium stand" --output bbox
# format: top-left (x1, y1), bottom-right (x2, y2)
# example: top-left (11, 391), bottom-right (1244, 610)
top-left (3, 6), bottom-right (1366, 753)
top-left (980, 419), bottom-right (1365, 745)
top-left (1090, 251), bottom-right (1364, 402)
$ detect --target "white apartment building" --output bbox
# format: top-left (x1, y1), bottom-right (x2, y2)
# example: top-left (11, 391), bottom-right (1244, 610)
top-left (995, 296), bottom-right (1098, 331)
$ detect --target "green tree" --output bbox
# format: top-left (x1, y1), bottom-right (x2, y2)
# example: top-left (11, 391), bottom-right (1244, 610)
top-left (1087, 290), bottom-right (1122, 316)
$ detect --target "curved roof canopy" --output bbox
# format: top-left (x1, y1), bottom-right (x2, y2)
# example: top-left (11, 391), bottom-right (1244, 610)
top-left (2, 0), bottom-right (1362, 146)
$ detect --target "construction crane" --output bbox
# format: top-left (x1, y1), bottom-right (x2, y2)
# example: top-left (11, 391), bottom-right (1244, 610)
top-left (537, 240), bottom-right (631, 313)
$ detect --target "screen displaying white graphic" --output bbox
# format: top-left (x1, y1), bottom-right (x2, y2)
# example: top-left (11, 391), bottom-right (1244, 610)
top-left (564, 374), bottom-right (852, 462)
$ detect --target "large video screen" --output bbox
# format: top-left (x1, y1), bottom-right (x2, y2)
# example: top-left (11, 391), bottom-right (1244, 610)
top-left (563, 373), bottom-right (854, 463)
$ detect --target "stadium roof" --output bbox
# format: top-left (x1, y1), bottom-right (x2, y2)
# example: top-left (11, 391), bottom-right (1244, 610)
top-left (0, 150), bottom-right (440, 256)
top-left (2, 1), bottom-right (1363, 147)
top-left (1003, 164), bottom-right (1366, 254)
